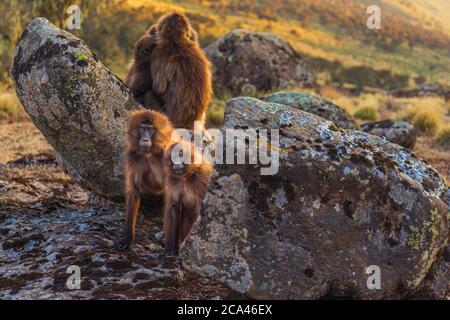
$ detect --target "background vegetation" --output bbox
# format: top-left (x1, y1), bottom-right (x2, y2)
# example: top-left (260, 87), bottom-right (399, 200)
top-left (1, 0), bottom-right (450, 87)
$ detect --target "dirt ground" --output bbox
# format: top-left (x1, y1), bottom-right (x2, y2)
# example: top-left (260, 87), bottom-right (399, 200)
top-left (0, 122), bottom-right (53, 163)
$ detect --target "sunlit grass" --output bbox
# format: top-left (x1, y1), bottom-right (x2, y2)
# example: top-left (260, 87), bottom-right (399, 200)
top-left (0, 91), bottom-right (27, 123)
top-left (395, 96), bottom-right (447, 133)
top-left (353, 105), bottom-right (379, 121)
top-left (206, 97), bottom-right (226, 128)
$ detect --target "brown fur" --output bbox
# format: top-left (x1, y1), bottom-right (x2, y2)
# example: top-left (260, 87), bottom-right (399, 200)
top-left (162, 141), bottom-right (212, 255)
top-left (114, 109), bottom-right (174, 249)
top-left (151, 13), bottom-right (212, 129)
top-left (125, 27), bottom-right (163, 111)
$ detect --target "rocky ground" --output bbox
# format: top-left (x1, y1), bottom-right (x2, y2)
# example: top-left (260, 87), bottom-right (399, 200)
top-left (0, 123), bottom-right (241, 300)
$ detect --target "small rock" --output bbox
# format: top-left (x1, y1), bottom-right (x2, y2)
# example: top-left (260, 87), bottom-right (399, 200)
top-left (361, 120), bottom-right (417, 149)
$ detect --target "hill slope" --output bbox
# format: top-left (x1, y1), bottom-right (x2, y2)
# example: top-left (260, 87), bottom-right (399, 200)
top-left (121, 0), bottom-right (450, 87)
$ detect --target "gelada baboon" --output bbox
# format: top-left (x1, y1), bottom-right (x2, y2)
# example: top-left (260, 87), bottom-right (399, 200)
top-left (114, 109), bottom-right (174, 249)
top-left (151, 13), bottom-right (212, 129)
top-left (125, 26), bottom-right (164, 111)
top-left (162, 141), bottom-right (212, 255)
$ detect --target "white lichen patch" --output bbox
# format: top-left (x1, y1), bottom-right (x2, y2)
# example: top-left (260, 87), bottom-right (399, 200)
top-left (389, 183), bottom-right (417, 211)
top-left (272, 187), bottom-right (287, 209)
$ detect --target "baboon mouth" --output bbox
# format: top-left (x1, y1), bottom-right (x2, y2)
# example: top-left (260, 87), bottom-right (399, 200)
top-left (173, 168), bottom-right (184, 175)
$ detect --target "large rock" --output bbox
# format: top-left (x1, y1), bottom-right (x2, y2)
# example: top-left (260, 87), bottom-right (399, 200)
top-left (10, 18), bottom-right (139, 200)
top-left (361, 120), bottom-right (417, 149)
top-left (264, 91), bottom-right (358, 129)
top-left (204, 29), bottom-right (315, 95)
top-left (182, 97), bottom-right (449, 299)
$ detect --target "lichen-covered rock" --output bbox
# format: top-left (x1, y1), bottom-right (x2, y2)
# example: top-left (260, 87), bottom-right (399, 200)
top-left (361, 120), bottom-right (417, 149)
top-left (10, 18), bottom-right (139, 200)
top-left (264, 91), bottom-right (358, 129)
top-left (182, 97), bottom-right (449, 299)
top-left (204, 29), bottom-right (315, 95)
top-left (413, 246), bottom-right (449, 299)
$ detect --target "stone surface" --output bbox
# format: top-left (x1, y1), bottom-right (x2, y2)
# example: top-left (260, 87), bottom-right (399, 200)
top-left (204, 29), bottom-right (315, 95)
top-left (413, 246), bottom-right (449, 299)
top-left (10, 18), bottom-right (139, 200)
top-left (264, 91), bottom-right (358, 129)
top-left (182, 97), bottom-right (449, 300)
top-left (361, 120), bottom-right (417, 149)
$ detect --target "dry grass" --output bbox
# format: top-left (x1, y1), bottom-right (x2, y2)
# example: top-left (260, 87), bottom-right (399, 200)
top-left (0, 122), bottom-right (52, 163)
top-left (436, 125), bottom-right (450, 147)
top-left (0, 90), bottom-right (28, 124)
top-left (206, 97), bottom-right (226, 128)
top-left (353, 105), bottom-right (379, 121)
top-left (410, 110), bottom-right (440, 133)
top-left (397, 97), bottom-right (446, 133)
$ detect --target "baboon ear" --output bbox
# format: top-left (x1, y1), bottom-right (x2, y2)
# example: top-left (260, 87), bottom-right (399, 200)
top-left (148, 25), bottom-right (157, 35)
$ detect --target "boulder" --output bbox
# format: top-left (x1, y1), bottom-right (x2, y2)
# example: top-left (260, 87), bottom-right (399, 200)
top-left (361, 120), bottom-right (417, 149)
top-left (182, 97), bottom-right (449, 299)
top-left (10, 18), bottom-right (139, 200)
top-left (204, 29), bottom-right (315, 95)
top-left (264, 91), bottom-right (358, 129)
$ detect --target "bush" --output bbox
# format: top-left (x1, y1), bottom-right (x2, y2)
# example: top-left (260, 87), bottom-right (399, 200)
top-left (353, 105), bottom-right (379, 121)
top-left (411, 110), bottom-right (440, 133)
top-left (436, 125), bottom-right (450, 146)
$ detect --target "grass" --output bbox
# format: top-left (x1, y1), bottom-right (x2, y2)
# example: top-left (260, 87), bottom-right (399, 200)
top-left (411, 110), bottom-right (440, 133)
top-left (206, 97), bottom-right (226, 128)
top-left (397, 97), bottom-right (446, 133)
top-left (353, 106), bottom-right (379, 121)
top-left (436, 125), bottom-right (450, 146)
top-left (0, 91), bottom-right (28, 123)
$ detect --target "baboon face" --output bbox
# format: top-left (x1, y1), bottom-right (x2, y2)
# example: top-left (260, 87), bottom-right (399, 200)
top-left (127, 110), bottom-right (173, 154)
top-left (137, 122), bottom-right (155, 153)
top-left (157, 13), bottom-right (192, 41)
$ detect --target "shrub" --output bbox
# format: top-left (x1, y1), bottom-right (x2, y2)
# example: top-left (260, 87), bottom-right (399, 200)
top-left (353, 105), bottom-right (379, 121)
top-left (411, 109), bottom-right (440, 133)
